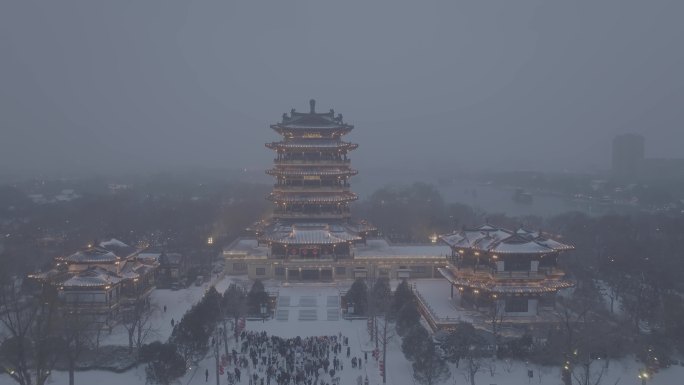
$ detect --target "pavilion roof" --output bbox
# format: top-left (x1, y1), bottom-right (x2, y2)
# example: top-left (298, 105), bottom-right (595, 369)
top-left (99, 238), bottom-right (138, 258)
top-left (119, 259), bottom-right (158, 279)
top-left (61, 267), bottom-right (122, 288)
top-left (439, 224), bottom-right (573, 254)
top-left (271, 100), bottom-right (353, 132)
top-left (65, 247), bottom-right (119, 264)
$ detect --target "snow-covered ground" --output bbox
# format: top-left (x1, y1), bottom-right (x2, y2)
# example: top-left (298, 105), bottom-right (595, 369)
top-left (2, 279), bottom-right (683, 385)
top-left (98, 273), bottom-right (243, 346)
top-left (413, 278), bottom-right (484, 324)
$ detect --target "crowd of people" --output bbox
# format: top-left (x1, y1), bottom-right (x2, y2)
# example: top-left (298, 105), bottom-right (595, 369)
top-left (216, 330), bottom-right (371, 385)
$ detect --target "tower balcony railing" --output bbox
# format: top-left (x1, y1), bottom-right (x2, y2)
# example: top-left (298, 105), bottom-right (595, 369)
top-left (451, 266), bottom-right (565, 280)
top-left (273, 212), bottom-right (351, 219)
top-left (273, 185), bottom-right (351, 192)
top-left (274, 159), bottom-right (351, 165)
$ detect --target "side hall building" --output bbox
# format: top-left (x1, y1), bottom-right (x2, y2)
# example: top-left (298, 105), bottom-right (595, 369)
top-left (439, 225), bottom-right (574, 318)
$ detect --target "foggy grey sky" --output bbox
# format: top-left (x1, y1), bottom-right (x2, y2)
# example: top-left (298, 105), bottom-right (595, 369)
top-left (1, 0), bottom-right (683, 177)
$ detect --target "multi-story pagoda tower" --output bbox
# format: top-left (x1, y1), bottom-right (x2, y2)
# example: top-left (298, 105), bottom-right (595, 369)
top-left (258, 100), bottom-right (373, 263)
top-left (266, 99), bottom-right (358, 221)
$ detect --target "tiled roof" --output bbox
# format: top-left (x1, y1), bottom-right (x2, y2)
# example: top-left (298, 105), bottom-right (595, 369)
top-left (99, 238), bottom-right (137, 258)
top-left (65, 247), bottom-right (119, 263)
top-left (439, 224), bottom-right (573, 254)
top-left (61, 267), bottom-right (122, 288)
top-left (271, 100), bottom-right (353, 132)
top-left (259, 223), bottom-right (361, 245)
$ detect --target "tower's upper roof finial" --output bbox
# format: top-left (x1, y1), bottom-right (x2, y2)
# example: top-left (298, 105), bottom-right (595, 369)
top-left (309, 99), bottom-right (316, 113)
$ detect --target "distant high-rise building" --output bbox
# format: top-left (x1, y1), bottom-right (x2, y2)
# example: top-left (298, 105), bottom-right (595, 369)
top-left (612, 134), bottom-right (645, 180)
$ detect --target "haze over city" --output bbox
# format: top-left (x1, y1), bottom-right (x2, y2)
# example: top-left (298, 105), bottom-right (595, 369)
top-left (3, 3), bottom-right (684, 385)
top-left (2, 0), bottom-right (683, 177)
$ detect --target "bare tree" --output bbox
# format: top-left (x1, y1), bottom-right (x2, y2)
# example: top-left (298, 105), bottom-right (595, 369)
top-left (377, 315), bottom-right (395, 384)
top-left (570, 356), bottom-right (606, 385)
top-left (553, 291), bottom-right (624, 385)
top-left (489, 298), bottom-right (505, 357)
top-left (59, 311), bottom-right (96, 385)
top-left (461, 350), bottom-right (485, 385)
top-left (121, 298), bottom-right (157, 355)
top-left (0, 278), bottom-right (60, 385)
top-left (368, 277), bottom-right (391, 349)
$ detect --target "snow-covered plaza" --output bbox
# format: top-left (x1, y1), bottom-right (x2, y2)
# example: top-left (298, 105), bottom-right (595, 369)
top-left (3, 276), bottom-right (683, 385)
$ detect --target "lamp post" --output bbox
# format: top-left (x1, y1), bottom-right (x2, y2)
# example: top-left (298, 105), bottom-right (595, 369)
top-left (638, 370), bottom-right (649, 385)
top-left (260, 303), bottom-right (267, 322)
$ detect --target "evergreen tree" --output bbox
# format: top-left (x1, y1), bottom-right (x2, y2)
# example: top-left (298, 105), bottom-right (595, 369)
top-left (197, 286), bottom-right (222, 323)
top-left (247, 279), bottom-right (269, 315)
top-left (370, 277), bottom-right (392, 316)
top-left (169, 305), bottom-right (211, 362)
top-left (223, 285), bottom-right (247, 319)
top-left (223, 284), bottom-right (247, 330)
top-left (412, 343), bottom-right (450, 385)
top-left (143, 342), bottom-right (186, 385)
top-left (440, 322), bottom-right (486, 368)
top-left (396, 301), bottom-right (421, 336)
top-left (344, 278), bottom-right (369, 315)
top-left (402, 324), bottom-right (431, 362)
top-left (390, 279), bottom-right (414, 318)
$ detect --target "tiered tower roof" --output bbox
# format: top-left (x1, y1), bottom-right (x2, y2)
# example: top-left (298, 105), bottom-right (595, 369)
top-left (258, 100), bottom-right (374, 254)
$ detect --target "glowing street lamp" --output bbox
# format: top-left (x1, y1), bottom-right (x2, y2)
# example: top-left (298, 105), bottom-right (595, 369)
top-left (207, 236), bottom-right (214, 245)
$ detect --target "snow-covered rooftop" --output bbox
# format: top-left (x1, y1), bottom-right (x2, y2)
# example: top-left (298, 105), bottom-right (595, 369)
top-left (61, 267), bottom-right (122, 288)
top-left (440, 224), bottom-right (573, 254)
top-left (224, 237), bottom-right (449, 260)
top-left (355, 239), bottom-right (450, 258)
top-left (65, 247), bottom-right (119, 263)
top-left (260, 224), bottom-right (362, 245)
top-left (224, 238), bottom-right (269, 257)
top-left (99, 238), bottom-right (138, 258)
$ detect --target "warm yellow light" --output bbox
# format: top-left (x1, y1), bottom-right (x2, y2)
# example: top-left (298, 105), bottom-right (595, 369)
top-left (207, 237), bottom-right (214, 245)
